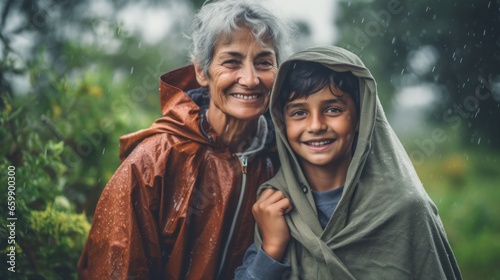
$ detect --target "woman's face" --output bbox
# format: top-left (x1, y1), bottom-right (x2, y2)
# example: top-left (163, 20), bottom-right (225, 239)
top-left (195, 26), bottom-right (278, 121)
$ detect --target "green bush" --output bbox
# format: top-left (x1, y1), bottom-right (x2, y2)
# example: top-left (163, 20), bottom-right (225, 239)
top-left (0, 123), bottom-right (91, 279)
top-left (0, 39), bottom-right (160, 278)
top-left (416, 151), bottom-right (500, 280)
top-left (0, 9), bottom-right (184, 275)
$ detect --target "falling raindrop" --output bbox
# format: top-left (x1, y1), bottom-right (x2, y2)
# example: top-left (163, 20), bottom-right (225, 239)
top-left (102, 148), bottom-right (106, 155)
top-left (130, 67), bottom-right (134, 74)
top-left (478, 138), bottom-right (481, 144)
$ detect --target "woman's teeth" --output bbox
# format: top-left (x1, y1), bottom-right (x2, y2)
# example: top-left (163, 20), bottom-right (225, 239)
top-left (233, 94), bottom-right (259, 100)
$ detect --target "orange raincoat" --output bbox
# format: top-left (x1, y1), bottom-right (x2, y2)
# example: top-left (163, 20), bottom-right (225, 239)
top-left (78, 65), bottom-right (279, 279)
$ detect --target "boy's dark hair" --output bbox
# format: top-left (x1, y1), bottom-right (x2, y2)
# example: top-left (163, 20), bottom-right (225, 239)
top-left (279, 61), bottom-right (360, 115)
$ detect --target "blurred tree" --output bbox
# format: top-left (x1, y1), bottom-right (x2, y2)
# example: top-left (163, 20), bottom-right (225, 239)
top-left (335, 1), bottom-right (500, 278)
top-left (335, 0), bottom-right (500, 149)
top-left (1, 0), bottom-right (192, 278)
top-left (1, 0), bottom-right (191, 213)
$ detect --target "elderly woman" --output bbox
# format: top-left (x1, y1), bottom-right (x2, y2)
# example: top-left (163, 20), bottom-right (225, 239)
top-left (77, 0), bottom-right (292, 279)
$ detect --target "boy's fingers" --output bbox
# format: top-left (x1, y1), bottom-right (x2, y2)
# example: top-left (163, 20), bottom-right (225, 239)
top-left (262, 190), bottom-right (287, 204)
top-left (258, 189), bottom-right (276, 201)
top-left (273, 197), bottom-right (293, 214)
top-left (283, 202), bottom-right (293, 214)
top-left (255, 196), bottom-right (292, 215)
top-left (254, 190), bottom-right (293, 216)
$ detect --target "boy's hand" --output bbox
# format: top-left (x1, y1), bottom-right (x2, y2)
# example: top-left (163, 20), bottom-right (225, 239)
top-left (252, 189), bottom-right (293, 261)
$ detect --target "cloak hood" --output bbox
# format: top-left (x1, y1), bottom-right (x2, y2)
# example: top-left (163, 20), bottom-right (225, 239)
top-left (259, 46), bottom-right (461, 279)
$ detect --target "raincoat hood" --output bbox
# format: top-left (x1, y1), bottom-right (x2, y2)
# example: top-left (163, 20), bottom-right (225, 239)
top-left (119, 65), bottom-right (211, 160)
top-left (258, 46), bottom-right (461, 279)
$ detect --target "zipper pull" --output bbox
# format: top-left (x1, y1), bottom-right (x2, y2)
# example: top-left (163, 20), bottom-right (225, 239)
top-left (239, 155), bottom-right (248, 174)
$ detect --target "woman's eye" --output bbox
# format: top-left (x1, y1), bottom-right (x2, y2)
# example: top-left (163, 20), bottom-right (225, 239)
top-left (256, 60), bottom-right (274, 68)
top-left (222, 60), bottom-right (240, 67)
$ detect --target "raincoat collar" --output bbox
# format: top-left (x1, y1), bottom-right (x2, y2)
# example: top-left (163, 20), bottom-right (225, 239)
top-left (119, 65), bottom-right (274, 161)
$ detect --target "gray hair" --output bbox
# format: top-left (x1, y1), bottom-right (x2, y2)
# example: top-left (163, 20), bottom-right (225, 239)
top-left (189, 0), bottom-right (294, 75)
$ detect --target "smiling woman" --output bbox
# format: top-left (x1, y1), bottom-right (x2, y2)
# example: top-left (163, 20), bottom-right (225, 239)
top-left (77, 0), bottom-right (294, 279)
top-left (195, 26), bottom-right (278, 149)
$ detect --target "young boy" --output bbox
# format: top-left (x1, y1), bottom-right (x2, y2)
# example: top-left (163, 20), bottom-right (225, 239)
top-left (235, 46), bottom-right (462, 279)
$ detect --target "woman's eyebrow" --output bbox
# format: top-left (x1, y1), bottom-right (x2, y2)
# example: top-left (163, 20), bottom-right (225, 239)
top-left (220, 50), bottom-right (276, 59)
top-left (255, 50), bottom-right (276, 58)
top-left (219, 51), bottom-right (243, 58)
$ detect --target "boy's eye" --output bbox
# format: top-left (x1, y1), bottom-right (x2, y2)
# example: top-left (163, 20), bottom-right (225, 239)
top-left (325, 107), bottom-right (342, 114)
top-left (289, 110), bottom-right (307, 118)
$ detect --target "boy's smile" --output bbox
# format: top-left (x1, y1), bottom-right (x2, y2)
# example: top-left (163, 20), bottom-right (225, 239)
top-left (284, 85), bottom-right (359, 173)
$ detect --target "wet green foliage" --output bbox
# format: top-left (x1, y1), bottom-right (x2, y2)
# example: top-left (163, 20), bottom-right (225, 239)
top-left (416, 151), bottom-right (500, 280)
top-left (1, 10), bottom-right (178, 278)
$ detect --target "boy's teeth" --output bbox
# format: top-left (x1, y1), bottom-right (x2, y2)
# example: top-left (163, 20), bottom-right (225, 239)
top-left (233, 94), bottom-right (259, 100)
top-left (308, 140), bottom-right (331, 146)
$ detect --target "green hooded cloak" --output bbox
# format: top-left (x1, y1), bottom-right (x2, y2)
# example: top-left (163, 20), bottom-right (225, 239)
top-left (255, 46), bottom-right (462, 279)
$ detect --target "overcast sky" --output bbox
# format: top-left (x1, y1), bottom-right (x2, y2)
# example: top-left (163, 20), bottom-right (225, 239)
top-left (114, 0), bottom-right (338, 47)
top-left (272, 0), bottom-right (338, 45)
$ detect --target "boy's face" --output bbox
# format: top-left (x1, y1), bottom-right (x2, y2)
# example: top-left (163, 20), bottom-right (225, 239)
top-left (284, 85), bottom-right (359, 171)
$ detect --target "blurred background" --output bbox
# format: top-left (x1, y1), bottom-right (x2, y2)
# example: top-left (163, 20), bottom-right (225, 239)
top-left (0, 0), bottom-right (498, 279)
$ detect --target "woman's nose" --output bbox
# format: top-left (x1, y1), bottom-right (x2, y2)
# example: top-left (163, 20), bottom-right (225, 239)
top-left (237, 63), bottom-right (259, 88)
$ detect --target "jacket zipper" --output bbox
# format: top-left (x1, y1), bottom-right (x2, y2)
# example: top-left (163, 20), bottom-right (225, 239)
top-left (240, 155), bottom-right (248, 174)
top-left (216, 155), bottom-right (248, 279)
